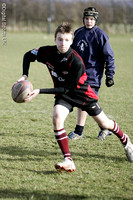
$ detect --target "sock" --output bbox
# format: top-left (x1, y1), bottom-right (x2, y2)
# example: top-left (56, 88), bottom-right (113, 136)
top-left (74, 125), bottom-right (84, 136)
top-left (112, 121), bottom-right (127, 146)
top-left (54, 128), bottom-right (72, 160)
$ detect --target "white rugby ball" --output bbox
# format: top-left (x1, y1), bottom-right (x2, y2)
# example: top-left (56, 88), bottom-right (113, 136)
top-left (11, 80), bottom-right (33, 103)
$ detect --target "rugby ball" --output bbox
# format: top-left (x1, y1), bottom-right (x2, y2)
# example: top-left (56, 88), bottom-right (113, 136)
top-left (11, 80), bottom-right (33, 103)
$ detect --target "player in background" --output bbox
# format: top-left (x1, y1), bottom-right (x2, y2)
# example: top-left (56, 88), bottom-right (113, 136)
top-left (17, 22), bottom-right (133, 172)
top-left (68, 7), bottom-right (115, 140)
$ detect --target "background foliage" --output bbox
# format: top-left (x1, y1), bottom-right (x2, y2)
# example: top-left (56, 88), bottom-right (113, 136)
top-left (0, 0), bottom-right (133, 34)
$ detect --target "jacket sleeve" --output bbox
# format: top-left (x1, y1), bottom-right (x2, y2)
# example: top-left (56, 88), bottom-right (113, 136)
top-left (39, 87), bottom-right (67, 94)
top-left (102, 36), bottom-right (115, 78)
top-left (22, 49), bottom-right (38, 76)
top-left (23, 46), bottom-right (50, 76)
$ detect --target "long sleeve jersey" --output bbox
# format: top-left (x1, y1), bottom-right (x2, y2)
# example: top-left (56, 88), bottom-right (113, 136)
top-left (71, 25), bottom-right (115, 87)
top-left (22, 46), bottom-right (98, 109)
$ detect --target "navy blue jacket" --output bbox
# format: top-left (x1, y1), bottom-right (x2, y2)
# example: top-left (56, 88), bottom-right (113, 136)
top-left (71, 25), bottom-right (115, 88)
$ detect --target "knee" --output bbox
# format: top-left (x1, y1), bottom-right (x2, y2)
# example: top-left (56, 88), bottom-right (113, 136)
top-left (53, 113), bottom-right (62, 129)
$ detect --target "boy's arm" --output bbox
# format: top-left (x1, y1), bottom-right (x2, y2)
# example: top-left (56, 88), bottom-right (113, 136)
top-left (24, 87), bottom-right (68, 103)
top-left (22, 50), bottom-right (38, 77)
top-left (17, 49), bottom-right (38, 82)
top-left (102, 38), bottom-right (115, 87)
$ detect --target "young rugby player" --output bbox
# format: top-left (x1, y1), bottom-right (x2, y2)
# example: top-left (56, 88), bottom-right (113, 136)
top-left (17, 22), bottom-right (133, 172)
top-left (69, 7), bottom-right (115, 140)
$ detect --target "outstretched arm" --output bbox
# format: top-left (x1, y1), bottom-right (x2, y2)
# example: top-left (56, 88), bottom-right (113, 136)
top-left (24, 87), bottom-right (68, 102)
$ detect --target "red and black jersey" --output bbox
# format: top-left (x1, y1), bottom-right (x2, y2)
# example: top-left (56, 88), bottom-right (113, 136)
top-left (23, 45), bottom-right (98, 108)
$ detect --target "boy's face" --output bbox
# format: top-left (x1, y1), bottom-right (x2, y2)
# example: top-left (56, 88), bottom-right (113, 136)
top-left (55, 32), bottom-right (73, 53)
top-left (84, 16), bottom-right (96, 29)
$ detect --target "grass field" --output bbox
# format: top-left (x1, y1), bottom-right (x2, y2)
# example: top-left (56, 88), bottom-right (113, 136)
top-left (0, 32), bottom-right (133, 200)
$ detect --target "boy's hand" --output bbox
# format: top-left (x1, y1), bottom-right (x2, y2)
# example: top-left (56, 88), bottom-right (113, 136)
top-left (24, 89), bottom-right (40, 102)
top-left (11, 75), bottom-right (28, 90)
top-left (106, 77), bottom-right (114, 87)
top-left (17, 75), bottom-right (28, 82)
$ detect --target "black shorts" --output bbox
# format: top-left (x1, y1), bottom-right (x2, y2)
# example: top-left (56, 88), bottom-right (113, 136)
top-left (54, 97), bottom-right (102, 116)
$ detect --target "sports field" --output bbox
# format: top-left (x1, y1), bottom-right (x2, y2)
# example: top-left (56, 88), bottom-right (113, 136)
top-left (0, 32), bottom-right (133, 200)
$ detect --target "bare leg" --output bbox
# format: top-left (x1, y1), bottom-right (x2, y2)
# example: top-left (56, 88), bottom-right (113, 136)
top-left (92, 111), bottom-right (114, 130)
top-left (68, 108), bottom-right (87, 139)
top-left (53, 105), bottom-right (76, 172)
top-left (53, 104), bottom-right (69, 130)
top-left (77, 108), bottom-right (87, 126)
top-left (92, 111), bottom-right (133, 162)
top-left (53, 105), bottom-right (72, 158)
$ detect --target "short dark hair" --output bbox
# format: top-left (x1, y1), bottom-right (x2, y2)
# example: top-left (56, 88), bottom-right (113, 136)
top-left (54, 22), bottom-right (73, 38)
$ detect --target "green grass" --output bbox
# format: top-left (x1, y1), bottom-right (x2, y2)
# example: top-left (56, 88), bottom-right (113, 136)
top-left (0, 32), bottom-right (133, 200)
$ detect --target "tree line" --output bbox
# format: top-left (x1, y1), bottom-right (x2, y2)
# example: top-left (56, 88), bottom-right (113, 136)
top-left (1, 0), bottom-right (133, 33)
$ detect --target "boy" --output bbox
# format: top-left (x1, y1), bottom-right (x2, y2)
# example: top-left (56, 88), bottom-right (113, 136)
top-left (17, 22), bottom-right (133, 172)
top-left (69, 7), bottom-right (115, 140)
